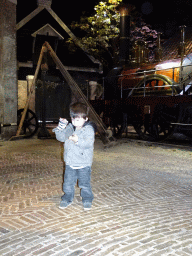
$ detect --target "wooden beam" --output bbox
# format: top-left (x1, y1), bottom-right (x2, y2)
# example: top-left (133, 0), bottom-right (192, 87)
top-left (16, 6), bottom-right (44, 30)
top-left (47, 8), bottom-right (103, 73)
top-left (47, 8), bottom-right (84, 49)
top-left (15, 46), bottom-right (46, 137)
top-left (16, 5), bottom-right (102, 72)
top-left (44, 41), bottom-right (115, 145)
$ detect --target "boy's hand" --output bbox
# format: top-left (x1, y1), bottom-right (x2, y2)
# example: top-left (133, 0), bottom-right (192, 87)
top-left (69, 134), bottom-right (78, 143)
top-left (57, 118), bottom-right (68, 130)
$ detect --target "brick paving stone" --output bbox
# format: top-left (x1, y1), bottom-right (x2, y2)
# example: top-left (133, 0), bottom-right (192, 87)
top-left (175, 252), bottom-right (192, 256)
top-left (0, 138), bottom-right (192, 255)
top-left (0, 247), bottom-right (13, 255)
top-left (13, 244), bottom-right (43, 256)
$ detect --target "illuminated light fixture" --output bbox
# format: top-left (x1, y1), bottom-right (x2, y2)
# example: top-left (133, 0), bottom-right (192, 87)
top-left (156, 60), bottom-right (181, 71)
top-left (117, 4), bottom-right (135, 16)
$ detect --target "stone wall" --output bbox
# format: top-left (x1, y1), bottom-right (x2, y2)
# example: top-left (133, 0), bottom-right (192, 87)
top-left (18, 76), bottom-right (35, 113)
top-left (0, 0), bottom-right (17, 140)
top-left (18, 81), bottom-right (27, 110)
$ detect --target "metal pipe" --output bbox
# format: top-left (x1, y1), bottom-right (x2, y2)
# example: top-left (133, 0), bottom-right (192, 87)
top-left (180, 25), bottom-right (186, 43)
top-left (102, 77), bottom-right (105, 100)
top-left (178, 25), bottom-right (186, 60)
top-left (117, 4), bottom-right (133, 66)
top-left (155, 33), bottom-right (162, 62)
top-left (172, 67), bottom-right (175, 96)
top-left (144, 71), bottom-right (146, 97)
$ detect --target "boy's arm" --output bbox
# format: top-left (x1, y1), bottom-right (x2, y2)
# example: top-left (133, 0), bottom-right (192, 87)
top-left (53, 123), bottom-right (74, 142)
top-left (77, 126), bottom-right (95, 149)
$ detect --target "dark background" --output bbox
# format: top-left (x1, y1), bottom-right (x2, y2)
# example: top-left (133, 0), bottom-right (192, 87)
top-left (16, 0), bottom-right (192, 38)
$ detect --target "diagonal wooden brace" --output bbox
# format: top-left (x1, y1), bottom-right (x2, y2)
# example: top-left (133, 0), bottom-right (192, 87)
top-left (16, 46), bottom-right (46, 137)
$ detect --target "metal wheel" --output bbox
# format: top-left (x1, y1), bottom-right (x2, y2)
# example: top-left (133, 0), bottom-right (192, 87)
top-left (112, 124), bottom-right (123, 137)
top-left (178, 105), bottom-right (192, 138)
top-left (17, 109), bottom-right (39, 137)
top-left (134, 104), bottom-right (179, 141)
top-left (110, 112), bottom-right (126, 137)
top-left (130, 74), bottom-right (180, 141)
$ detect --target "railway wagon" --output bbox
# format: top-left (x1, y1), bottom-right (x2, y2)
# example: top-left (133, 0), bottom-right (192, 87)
top-left (90, 6), bottom-right (192, 142)
top-left (91, 56), bottom-right (192, 141)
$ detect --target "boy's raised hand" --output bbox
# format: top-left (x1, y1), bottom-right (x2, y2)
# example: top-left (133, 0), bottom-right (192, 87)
top-left (57, 118), bottom-right (68, 130)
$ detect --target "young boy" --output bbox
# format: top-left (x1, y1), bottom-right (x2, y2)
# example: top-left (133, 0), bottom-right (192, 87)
top-left (53, 102), bottom-right (96, 210)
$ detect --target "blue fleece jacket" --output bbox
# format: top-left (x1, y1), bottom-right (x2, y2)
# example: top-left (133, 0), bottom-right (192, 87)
top-left (53, 121), bottom-right (95, 167)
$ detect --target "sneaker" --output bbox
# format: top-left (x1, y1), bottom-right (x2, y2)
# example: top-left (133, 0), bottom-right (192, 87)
top-left (59, 200), bottom-right (72, 209)
top-left (83, 202), bottom-right (92, 211)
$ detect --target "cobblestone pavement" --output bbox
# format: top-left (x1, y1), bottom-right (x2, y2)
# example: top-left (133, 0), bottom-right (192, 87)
top-left (0, 136), bottom-right (192, 256)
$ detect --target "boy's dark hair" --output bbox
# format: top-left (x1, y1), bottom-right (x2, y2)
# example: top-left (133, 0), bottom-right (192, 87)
top-left (70, 102), bottom-right (89, 119)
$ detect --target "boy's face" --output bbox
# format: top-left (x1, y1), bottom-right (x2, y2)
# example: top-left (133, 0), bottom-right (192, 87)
top-left (71, 116), bottom-right (88, 128)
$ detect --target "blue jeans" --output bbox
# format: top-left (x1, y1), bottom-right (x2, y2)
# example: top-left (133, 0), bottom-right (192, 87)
top-left (61, 165), bottom-right (93, 203)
